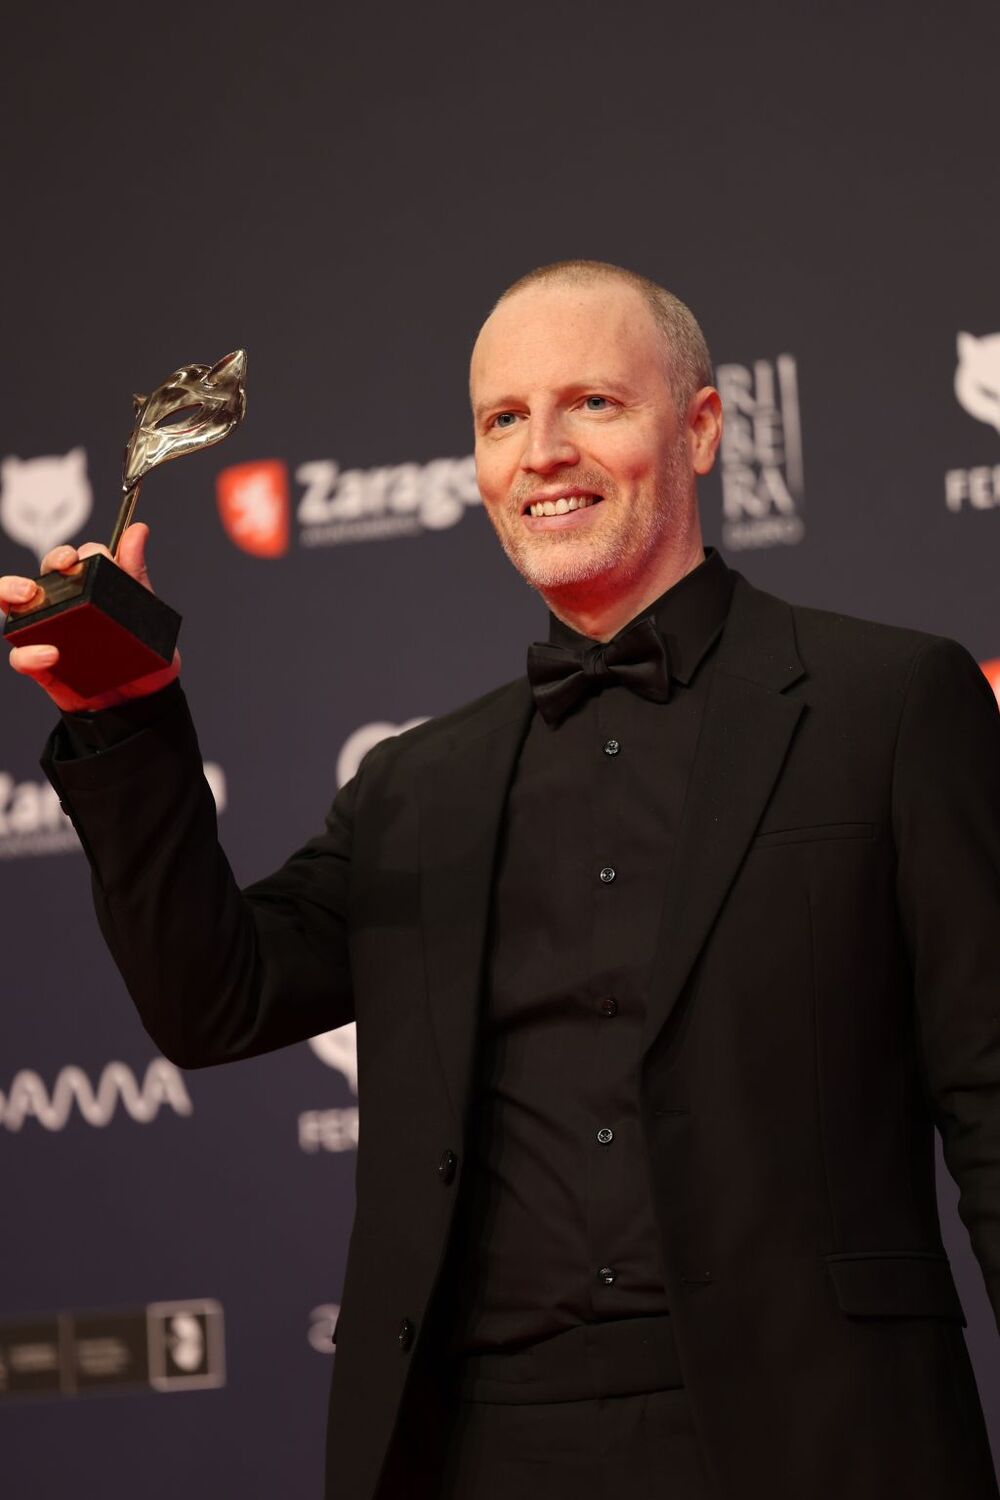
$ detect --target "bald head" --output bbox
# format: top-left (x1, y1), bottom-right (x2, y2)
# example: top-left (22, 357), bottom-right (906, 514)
top-left (468, 265), bottom-right (722, 636)
top-left (484, 259), bottom-right (713, 415)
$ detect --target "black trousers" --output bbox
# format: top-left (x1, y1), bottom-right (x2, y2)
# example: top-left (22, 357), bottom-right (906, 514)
top-left (377, 1316), bottom-right (715, 1500)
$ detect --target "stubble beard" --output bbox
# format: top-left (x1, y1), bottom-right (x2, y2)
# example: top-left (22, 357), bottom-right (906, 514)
top-left (489, 442), bottom-right (692, 593)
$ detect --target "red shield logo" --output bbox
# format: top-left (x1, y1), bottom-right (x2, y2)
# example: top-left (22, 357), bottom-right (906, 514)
top-left (216, 460), bottom-right (290, 558)
top-left (980, 658), bottom-right (1000, 709)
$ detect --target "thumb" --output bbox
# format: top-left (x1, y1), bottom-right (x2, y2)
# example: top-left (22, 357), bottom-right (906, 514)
top-left (116, 522), bottom-right (154, 592)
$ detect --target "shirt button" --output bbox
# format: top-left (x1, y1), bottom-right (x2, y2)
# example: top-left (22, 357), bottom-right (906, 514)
top-left (598, 1266), bottom-right (617, 1286)
top-left (599, 996), bottom-right (618, 1017)
top-left (398, 1317), bottom-right (415, 1351)
top-left (599, 866), bottom-right (616, 884)
top-left (438, 1149), bottom-right (458, 1184)
top-left (603, 738), bottom-right (621, 756)
top-left (596, 1126), bottom-right (614, 1145)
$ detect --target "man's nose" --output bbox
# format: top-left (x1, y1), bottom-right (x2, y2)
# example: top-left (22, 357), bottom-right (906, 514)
top-left (519, 417), bottom-right (579, 474)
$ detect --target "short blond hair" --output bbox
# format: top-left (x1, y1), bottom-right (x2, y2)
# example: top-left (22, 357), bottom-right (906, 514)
top-left (491, 259), bottom-right (713, 412)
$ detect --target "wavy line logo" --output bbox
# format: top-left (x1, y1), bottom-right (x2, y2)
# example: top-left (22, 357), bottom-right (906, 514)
top-left (0, 1059), bottom-right (193, 1133)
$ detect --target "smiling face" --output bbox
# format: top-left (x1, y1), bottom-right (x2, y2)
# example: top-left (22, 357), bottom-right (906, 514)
top-left (471, 278), bottom-right (716, 613)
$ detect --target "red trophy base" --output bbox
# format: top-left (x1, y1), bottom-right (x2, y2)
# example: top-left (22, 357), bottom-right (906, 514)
top-left (3, 554), bottom-right (180, 699)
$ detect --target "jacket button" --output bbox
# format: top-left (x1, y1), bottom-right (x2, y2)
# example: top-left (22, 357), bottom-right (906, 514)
top-left (398, 1317), bottom-right (414, 1351)
top-left (438, 1149), bottom-right (458, 1184)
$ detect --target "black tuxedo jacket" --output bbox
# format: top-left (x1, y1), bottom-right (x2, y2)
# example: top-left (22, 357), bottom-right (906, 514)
top-left (44, 570), bottom-right (1000, 1500)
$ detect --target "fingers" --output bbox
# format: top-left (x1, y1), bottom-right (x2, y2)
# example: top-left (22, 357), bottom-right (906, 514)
top-left (36, 540), bottom-right (115, 576)
top-left (115, 523), bottom-right (153, 590)
top-left (0, 574), bottom-right (41, 613)
top-left (5, 523), bottom-right (166, 711)
top-left (4, 540), bottom-right (113, 619)
top-left (9, 643), bottom-right (59, 679)
top-left (77, 542), bottom-right (114, 563)
top-left (39, 543), bottom-right (82, 575)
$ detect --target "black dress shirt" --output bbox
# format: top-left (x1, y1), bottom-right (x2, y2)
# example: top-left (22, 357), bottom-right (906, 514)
top-left (439, 546), bottom-right (736, 1355)
top-left (55, 546), bottom-right (736, 1361)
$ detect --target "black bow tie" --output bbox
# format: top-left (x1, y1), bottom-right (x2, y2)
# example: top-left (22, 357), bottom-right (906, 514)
top-left (527, 614), bottom-right (672, 728)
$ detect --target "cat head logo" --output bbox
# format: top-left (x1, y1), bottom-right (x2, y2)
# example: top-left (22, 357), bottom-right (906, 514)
top-left (955, 332), bottom-right (1000, 435)
top-left (216, 459), bottom-right (290, 557)
top-left (0, 448), bottom-right (93, 563)
top-left (308, 1022), bottom-right (358, 1094)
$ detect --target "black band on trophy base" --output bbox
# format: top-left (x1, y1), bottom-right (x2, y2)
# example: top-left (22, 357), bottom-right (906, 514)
top-left (3, 555), bottom-right (181, 698)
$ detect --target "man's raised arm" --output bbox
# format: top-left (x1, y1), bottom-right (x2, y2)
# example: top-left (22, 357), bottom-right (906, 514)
top-left (2, 524), bottom-right (359, 1068)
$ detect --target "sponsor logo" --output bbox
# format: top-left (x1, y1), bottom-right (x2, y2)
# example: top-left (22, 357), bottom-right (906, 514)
top-left (0, 448), bottom-right (93, 564)
top-left (336, 717), bottom-right (429, 789)
top-left (307, 1304), bottom-right (340, 1355)
top-left (216, 454), bottom-right (481, 555)
top-left (0, 771), bottom-right (75, 858)
top-left (0, 1059), bottom-right (192, 1133)
top-left (981, 658), bottom-right (1000, 707)
top-left (716, 355), bottom-right (805, 551)
top-left (300, 1024), bottom-right (358, 1154)
top-left (945, 466), bottom-right (1000, 511)
top-left (955, 331), bottom-right (1000, 433)
top-left (0, 1299), bottom-right (224, 1399)
top-left (216, 460), bottom-right (290, 557)
top-left (307, 1025), bottom-right (359, 1093)
top-left (147, 1301), bottom-right (226, 1391)
top-left (945, 332), bottom-right (1000, 512)
top-left (0, 761), bottom-right (226, 861)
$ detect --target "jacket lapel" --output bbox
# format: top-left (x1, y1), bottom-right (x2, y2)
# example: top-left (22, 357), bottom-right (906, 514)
top-left (418, 679), bottom-right (533, 1129)
top-left (640, 574), bottom-right (807, 1058)
top-left (417, 574), bottom-right (807, 1119)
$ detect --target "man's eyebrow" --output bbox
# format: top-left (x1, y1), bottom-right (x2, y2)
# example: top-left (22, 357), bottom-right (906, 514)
top-left (473, 394), bottom-right (519, 420)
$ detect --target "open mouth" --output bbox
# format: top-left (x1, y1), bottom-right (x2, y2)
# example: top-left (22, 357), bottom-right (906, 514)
top-left (522, 493), bottom-right (604, 518)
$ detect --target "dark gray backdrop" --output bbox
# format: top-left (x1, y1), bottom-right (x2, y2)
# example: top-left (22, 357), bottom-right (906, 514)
top-left (2, 2), bottom-right (998, 1493)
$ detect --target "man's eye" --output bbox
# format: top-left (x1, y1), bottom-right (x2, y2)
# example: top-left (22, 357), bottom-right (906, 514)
top-left (584, 395), bottom-right (610, 410)
top-left (492, 412), bottom-right (517, 429)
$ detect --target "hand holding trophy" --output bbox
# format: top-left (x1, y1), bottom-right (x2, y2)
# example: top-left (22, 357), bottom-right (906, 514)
top-left (1, 351), bottom-right (247, 712)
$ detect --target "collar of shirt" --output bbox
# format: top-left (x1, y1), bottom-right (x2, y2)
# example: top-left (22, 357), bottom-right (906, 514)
top-left (545, 545), bottom-right (736, 688)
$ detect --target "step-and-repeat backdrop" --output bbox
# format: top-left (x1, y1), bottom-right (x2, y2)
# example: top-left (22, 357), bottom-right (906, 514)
top-left (2, 3), bottom-right (997, 1494)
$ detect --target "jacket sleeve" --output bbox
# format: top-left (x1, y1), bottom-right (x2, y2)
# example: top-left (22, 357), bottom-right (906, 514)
top-left (41, 684), bottom-right (373, 1069)
top-left (892, 635), bottom-right (1000, 1331)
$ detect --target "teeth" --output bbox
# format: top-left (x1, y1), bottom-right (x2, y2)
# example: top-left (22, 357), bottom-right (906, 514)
top-left (528, 494), bottom-right (598, 518)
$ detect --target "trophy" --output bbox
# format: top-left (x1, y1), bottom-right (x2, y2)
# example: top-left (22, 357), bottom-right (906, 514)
top-left (3, 350), bottom-right (247, 698)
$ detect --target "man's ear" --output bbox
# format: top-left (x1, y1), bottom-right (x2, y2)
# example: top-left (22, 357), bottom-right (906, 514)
top-left (689, 387), bottom-right (723, 477)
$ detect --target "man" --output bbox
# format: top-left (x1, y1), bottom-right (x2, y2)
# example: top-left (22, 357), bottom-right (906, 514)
top-left (3, 260), bottom-right (998, 1499)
